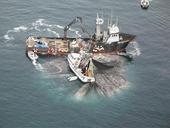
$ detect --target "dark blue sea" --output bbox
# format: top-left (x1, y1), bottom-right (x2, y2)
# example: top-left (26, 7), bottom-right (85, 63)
top-left (0, 0), bottom-right (170, 128)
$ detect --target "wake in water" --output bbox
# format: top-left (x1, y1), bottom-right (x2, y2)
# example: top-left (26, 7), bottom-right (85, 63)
top-left (126, 41), bottom-right (141, 58)
top-left (2, 19), bottom-right (82, 43)
top-left (34, 62), bottom-right (44, 72)
top-left (4, 26), bottom-right (28, 41)
top-left (33, 58), bottom-right (71, 79)
top-left (42, 59), bottom-right (69, 75)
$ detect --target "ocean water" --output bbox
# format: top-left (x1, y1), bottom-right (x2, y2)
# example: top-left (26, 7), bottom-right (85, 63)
top-left (0, 0), bottom-right (170, 128)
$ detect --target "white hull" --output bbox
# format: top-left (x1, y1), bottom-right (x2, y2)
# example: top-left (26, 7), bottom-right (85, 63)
top-left (68, 54), bottom-right (95, 83)
top-left (27, 51), bottom-right (38, 65)
top-left (141, 0), bottom-right (149, 9)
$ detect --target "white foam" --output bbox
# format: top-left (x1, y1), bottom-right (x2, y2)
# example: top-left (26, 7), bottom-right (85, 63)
top-left (3, 18), bottom-right (82, 43)
top-left (13, 26), bottom-right (28, 32)
top-left (4, 34), bottom-right (14, 40)
top-left (65, 27), bottom-right (81, 37)
top-left (34, 63), bottom-right (44, 71)
top-left (75, 31), bottom-right (81, 37)
top-left (31, 19), bottom-right (53, 30)
top-left (46, 28), bottom-right (60, 37)
top-left (3, 25), bottom-right (28, 41)
top-left (32, 19), bottom-right (45, 26)
top-left (55, 25), bottom-right (81, 37)
top-left (127, 41), bottom-right (141, 57)
top-left (69, 28), bottom-right (76, 32)
top-left (34, 26), bottom-right (40, 31)
top-left (132, 41), bottom-right (141, 56)
top-left (55, 25), bottom-right (64, 29)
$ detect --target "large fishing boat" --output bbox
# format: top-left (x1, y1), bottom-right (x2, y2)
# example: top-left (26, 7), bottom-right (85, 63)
top-left (26, 14), bottom-right (135, 55)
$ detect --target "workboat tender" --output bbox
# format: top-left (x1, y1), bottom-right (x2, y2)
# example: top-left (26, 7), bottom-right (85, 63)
top-left (68, 53), bottom-right (95, 83)
top-left (27, 51), bottom-right (38, 65)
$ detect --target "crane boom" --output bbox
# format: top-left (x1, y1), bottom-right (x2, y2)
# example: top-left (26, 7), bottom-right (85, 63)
top-left (63, 17), bottom-right (90, 39)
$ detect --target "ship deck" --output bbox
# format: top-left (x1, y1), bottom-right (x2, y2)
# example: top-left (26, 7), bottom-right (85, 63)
top-left (26, 33), bottom-right (135, 55)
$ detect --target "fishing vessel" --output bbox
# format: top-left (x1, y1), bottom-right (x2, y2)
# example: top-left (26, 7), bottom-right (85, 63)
top-left (141, 0), bottom-right (149, 9)
top-left (26, 13), bottom-right (135, 55)
top-left (67, 53), bottom-right (95, 83)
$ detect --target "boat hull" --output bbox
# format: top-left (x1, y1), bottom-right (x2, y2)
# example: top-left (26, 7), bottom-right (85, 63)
top-left (27, 51), bottom-right (38, 61)
top-left (26, 33), bottom-right (135, 55)
top-left (141, 0), bottom-right (149, 9)
top-left (141, 5), bottom-right (149, 9)
top-left (68, 54), bottom-right (95, 83)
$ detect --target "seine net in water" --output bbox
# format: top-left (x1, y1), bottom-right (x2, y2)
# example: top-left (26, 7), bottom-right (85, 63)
top-left (42, 59), bottom-right (69, 75)
top-left (93, 54), bottom-right (127, 96)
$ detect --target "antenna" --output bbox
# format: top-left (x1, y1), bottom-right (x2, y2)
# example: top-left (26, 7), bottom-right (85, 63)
top-left (108, 17), bottom-right (110, 27)
top-left (98, 8), bottom-right (104, 19)
top-left (97, 13), bottom-right (99, 18)
top-left (101, 9), bottom-right (104, 19)
top-left (110, 9), bottom-right (113, 26)
top-left (116, 16), bottom-right (118, 26)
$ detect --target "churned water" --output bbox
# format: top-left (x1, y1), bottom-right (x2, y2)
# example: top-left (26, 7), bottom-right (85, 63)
top-left (0, 0), bottom-right (169, 128)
